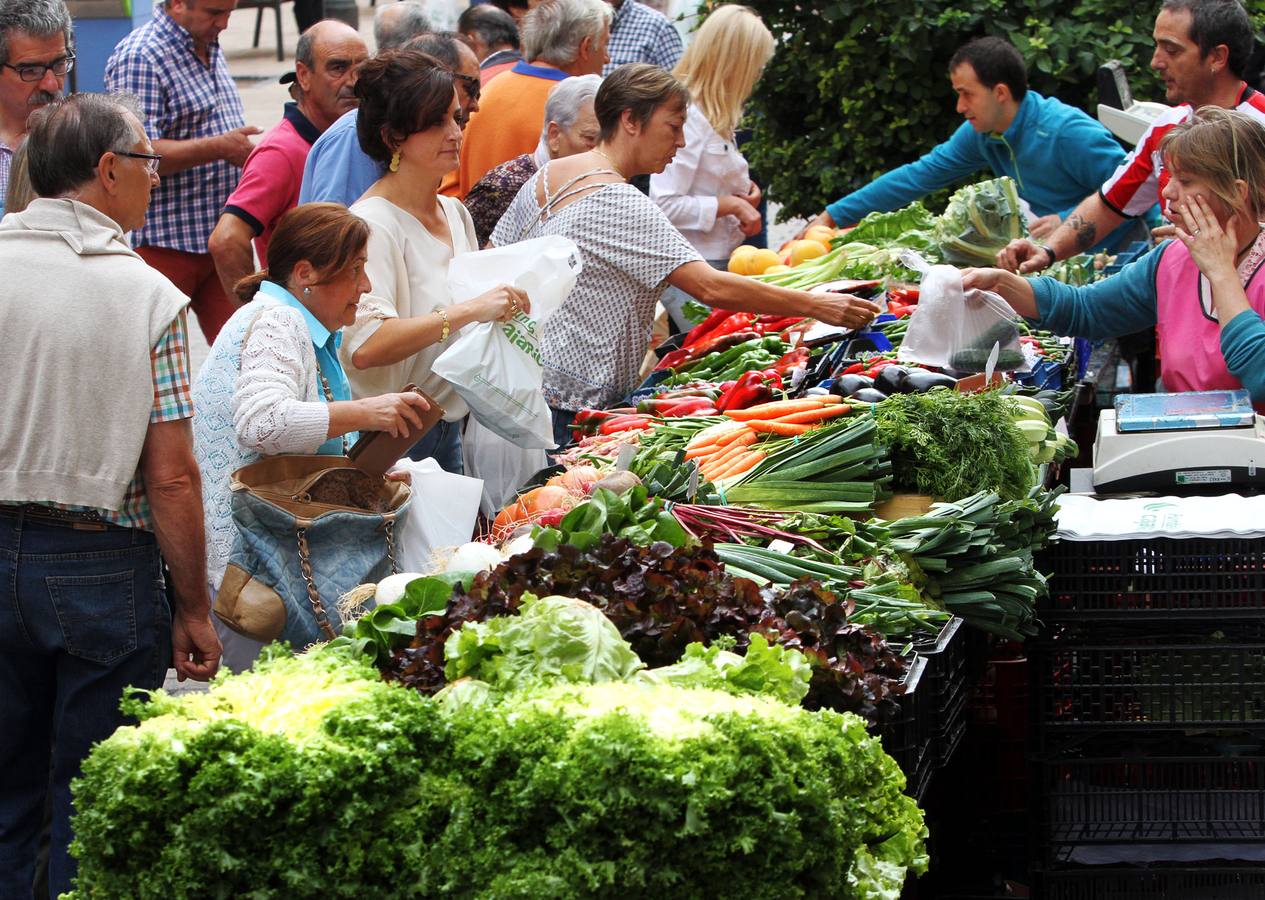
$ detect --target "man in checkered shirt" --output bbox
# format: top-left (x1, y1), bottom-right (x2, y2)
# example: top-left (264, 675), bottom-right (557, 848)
top-left (106, 0), bottom-right (261, 344)
top-left (601, 0), bottom-right (683, 75)
top-left (0, 0), bottom-right (72, 216)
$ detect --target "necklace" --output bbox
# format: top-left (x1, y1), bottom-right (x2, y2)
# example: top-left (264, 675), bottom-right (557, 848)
top-left (592, 148), bottom-right (625, 179)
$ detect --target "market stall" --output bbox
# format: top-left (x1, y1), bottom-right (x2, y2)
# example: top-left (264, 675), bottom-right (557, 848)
top-left (65, 177), bottom-right (1099, 897)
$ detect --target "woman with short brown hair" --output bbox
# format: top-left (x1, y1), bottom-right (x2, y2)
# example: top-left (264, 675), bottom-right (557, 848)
top-left (192, 202), bottom-right (430, 670)
top-left (492, 63), bottom-right (880, 446)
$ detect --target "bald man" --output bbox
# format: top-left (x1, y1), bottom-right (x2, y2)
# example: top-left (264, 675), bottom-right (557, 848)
top-left (210, 20), bottom-right (368, 297)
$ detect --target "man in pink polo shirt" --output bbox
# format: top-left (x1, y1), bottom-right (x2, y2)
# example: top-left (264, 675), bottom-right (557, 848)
top-left (208, 20), bottom-right (367, 296)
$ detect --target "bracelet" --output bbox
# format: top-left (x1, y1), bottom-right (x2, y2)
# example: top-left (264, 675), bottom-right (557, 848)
top-left (1038, 244), bottom-right (1057, 266)
top-left (436, 307), bottom-right (450, 343)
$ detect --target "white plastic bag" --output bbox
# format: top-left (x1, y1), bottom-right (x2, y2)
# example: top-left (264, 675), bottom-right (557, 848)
top-left (462, 415), bottom-right (548, 519)
top-left (390, 457), bottom-right (484, 572)
top-left (432, 237), bottom-right (581, 448)
top-left (897, 263), bottom-right (1023, 372)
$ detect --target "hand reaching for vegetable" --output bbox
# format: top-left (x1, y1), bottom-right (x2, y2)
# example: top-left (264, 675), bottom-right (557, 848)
top-left (805, 290), bottom-right (881, 330)
top-left (356, 391), bottom-right (431, 437)
top-left (995, 238), bottom-right (1053, 274)
top-left (796, 209), bottom-right (837, 240)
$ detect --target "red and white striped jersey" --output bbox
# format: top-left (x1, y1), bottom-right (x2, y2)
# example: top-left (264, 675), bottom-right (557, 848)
top-left (1099, 82), bottom-right (1265, 218)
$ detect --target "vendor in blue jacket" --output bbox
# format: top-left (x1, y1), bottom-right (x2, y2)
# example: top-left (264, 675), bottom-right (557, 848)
top-left (803, 36), bottom-right (1139, 252)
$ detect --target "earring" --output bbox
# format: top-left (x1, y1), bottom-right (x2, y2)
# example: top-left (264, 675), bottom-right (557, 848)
top-left (303, 286), bottom-right (312, 296)
top-left (389, 150), bottom-right (401, 173)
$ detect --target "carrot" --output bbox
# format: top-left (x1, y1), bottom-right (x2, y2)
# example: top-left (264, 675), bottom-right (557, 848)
top-left (725, 399), bottom-right (824, 421)
top-left (712, 449), bottom-right (766, 480)
top-left (713, 425), bottom-right (756, 446)
top-left (748, 421), bottom-right (813, 436)
top-left (700, 433), bottom-right (758, 475)
top-left (775, 405), bottom-right (853, 425)
top-left (684, 443), bottom-right (724, 461)
top-left (685, 420), bottom-right (747, 450)
top-left (816, 395), bottom-right (845, 405)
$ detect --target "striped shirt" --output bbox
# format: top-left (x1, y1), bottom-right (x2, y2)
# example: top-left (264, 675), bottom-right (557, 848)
top-left (105, 6), bottom-right (246, 253)
top-left (0, 139), bottom-right (12, 216)
top-left (604, 0), bottom-right (683, 75)
top-left (1101, 83), bottom-right (1265, 219)
top-left (45, 311), bottom-right (194, 530)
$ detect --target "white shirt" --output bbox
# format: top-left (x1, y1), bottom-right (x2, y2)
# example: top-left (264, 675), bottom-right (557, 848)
top-left (650, 103), bottom-right (751, 260)
top-left (342, 195), bottom-right (478, 419)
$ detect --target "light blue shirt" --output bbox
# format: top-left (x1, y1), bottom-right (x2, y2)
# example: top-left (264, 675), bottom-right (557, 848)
top-left (256, 280), bottom-right (356, 453)
top-left (298, 108), bottom-right (383, 207)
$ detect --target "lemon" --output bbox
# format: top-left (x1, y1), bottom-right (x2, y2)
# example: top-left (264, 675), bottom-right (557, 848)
top-left (727, 245), bottom-right (759, 275)
top-left (746, 248), bottom-right (782, 275)
top-left (788, 240), bottom-right (828, 266)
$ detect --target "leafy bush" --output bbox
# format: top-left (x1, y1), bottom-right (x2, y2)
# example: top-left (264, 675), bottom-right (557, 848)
top-left (67, 650), bottom-right (927, 899)
top-left (741, 0), bottom-right (1218, 220)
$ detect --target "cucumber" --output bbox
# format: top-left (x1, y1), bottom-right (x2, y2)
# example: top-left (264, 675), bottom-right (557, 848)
top-left (949, 348), bottom-right (1025, 372)
top-left (971, 319), bottom-right (1021, 351)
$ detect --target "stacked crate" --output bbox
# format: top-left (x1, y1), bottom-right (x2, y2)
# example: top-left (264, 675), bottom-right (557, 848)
top-left (1031, 537), bottom-right (1265, 898)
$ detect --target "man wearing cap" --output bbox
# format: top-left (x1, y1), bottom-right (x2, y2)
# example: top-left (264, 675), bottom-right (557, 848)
top-left (105, 0), bottom-right (261, 344)
top-left (208, 21), bottom-right (367, 297)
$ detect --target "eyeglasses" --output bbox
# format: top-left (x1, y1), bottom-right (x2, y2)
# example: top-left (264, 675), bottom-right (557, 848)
top-left (452, 71), bottom-right (481, 103)
top-left (115, 150), bottom-right (163, 174)
top-left (2, 54), bottom-right (74, 83)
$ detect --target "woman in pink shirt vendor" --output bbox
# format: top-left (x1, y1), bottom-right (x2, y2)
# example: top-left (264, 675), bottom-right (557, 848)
top-left (965, 107), bottom-right (1265, 409)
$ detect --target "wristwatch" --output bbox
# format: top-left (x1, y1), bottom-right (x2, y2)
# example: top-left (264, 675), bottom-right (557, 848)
top-left (1037, 244), bottom-right (1057, 266)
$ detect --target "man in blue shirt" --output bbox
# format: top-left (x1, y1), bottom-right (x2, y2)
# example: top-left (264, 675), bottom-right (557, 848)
top-left (804, 37), bottom-right (1139, 252)
top-left (300, 30), bottom-right (481, 207)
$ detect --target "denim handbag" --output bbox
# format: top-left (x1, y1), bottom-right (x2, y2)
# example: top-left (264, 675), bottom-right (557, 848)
top-left (213, 455), bottom-right (412, 650)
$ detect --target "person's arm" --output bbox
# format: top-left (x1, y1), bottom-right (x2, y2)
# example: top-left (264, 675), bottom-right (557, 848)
top-left (208, 213), bottom-right (258, 299)
top-left (668, 261), bottom-right (879, 329)
top-left (816, 122), bottom-right (987, 228)
top-left (964, 243), bottom-right (1165, 339)
top-left (1220, 312), bottom-right (1265, 403)
top-left (154, 128), bottom-right (260, 175)
top-left (996, 192), bottom-right (1128, 273)
top-left (140, 418), bottom-right (221, 682)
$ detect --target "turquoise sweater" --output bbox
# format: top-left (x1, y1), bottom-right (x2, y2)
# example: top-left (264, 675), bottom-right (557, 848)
top-left (1030, 242), bottom-right (1265, 403)
top-left (827, 92), bottom-right (1140, 252)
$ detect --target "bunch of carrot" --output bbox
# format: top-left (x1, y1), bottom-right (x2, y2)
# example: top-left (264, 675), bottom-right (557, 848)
top-left (684, 397), bottom-right (853, 481)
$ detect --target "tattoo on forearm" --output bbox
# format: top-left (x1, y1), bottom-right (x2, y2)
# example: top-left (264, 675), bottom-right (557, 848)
top-left (1066, 213), bottom-right (1098, 251)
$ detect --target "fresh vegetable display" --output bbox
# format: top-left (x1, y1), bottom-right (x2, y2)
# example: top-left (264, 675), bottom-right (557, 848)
top-left (67, 648), bottom-right (927, 898)
top-left (384, 537), bottom-right (909, 724)
top-left (932, 176), bottom-right (1027, 266)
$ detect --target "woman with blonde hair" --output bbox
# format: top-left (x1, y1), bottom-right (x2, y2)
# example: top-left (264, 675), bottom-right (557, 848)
top-left (965, 106), bottom-right (1265, 408)
top-left (650, 4), bottom-right (774, 259)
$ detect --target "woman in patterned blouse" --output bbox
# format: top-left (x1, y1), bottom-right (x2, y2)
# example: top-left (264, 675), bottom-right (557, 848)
top-left (465, 74), bottom-right (603, 246)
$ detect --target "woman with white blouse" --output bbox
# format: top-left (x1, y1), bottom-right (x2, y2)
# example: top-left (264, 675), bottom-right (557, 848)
top-left (650, 5), bottom-right (773, 261)
top-left (193, 203), bottom-right (430, 670)
top-left (342, 49), bottom-right (529, 473)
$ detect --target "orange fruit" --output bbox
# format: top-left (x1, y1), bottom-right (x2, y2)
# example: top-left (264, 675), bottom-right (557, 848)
top-left (727, 245), bottom-right (759, 275)
top-left (803, 225), bottom-right (837, 249)
top-left (746, 248), bottom-right (782, 275)
top-left (788, 239), bottom-right (828, 266)
top-left (763, 264), bottom-right (792, 275)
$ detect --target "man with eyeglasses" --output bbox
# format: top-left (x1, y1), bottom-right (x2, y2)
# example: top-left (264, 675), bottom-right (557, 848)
top-left (0, 92), bottom-right (221, 899)
top-left (300, 30), bottom-right (482, 207)
top-left (209, 20), bottom-right (367, 299)
top-left (0, 0), bottom-right (73, 217)
top-left (105, 0), bottom-right (262, 345)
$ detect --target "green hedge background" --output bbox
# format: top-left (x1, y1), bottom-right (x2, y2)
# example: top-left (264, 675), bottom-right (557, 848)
top-left (740, 0), bottom-right (1265, 220)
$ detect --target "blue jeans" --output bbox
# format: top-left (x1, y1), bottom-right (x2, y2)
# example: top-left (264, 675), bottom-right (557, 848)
top-left (408, 418), bottom-right (464, 474)
top-left (0, 511), bottom-right (171, 899)
top-left (550, 407), bottom-right (577, 453)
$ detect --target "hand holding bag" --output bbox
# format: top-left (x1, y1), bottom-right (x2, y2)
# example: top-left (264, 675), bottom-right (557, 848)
top-left (213, 455), bottom-right (412, 650)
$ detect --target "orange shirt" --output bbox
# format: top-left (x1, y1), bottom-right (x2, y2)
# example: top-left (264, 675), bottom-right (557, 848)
top-left (455, 61), bottom-right (569, 199)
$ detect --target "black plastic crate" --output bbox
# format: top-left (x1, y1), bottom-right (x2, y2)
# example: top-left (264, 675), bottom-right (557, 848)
top-left (1036, 735), bottom-right (1265, 859)
top-left (881, 656), bottom-right (932, 795)
top-left (932, 686), bottom-right (969, 768)
top-left (913, 617), bottom-right (967, 738)
top-left (1035, 622), bottom-right (1265, 731)
top-left (1035, 865), bottom-right (1265, 900)
top-left (1037, 538), bottom-right (1265, 621)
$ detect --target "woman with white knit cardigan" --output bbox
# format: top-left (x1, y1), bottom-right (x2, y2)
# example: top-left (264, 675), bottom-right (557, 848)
top-left (192, 203), bottom-right (430, 670)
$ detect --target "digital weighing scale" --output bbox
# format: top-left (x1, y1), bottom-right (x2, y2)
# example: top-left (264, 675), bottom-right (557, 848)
top-left (1092, 391), bottom-right (1265, 493)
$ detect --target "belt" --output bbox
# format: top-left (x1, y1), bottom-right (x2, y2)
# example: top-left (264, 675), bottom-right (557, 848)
top-left (0, 503), bottom-right (122, 531)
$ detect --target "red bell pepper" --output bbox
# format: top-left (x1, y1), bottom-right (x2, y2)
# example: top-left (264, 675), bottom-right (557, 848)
top-left (717, 370), bottom-right (779, 412)
top-left (771, 347), bottom-right (810, 376)
top-left (655, 330), bottom-right (762, 371)
top-left (862, 359), bottom-right (899, 378)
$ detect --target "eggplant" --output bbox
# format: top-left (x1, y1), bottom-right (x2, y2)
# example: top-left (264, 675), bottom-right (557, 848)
top-left (849, 388), bottom-right (890, 403)
top-left (900, 370), bottom-right (958, 393)
top-left (873, 365), bottom-right (911, 395)
top-left (831, 374), bottom-right (874, 397)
